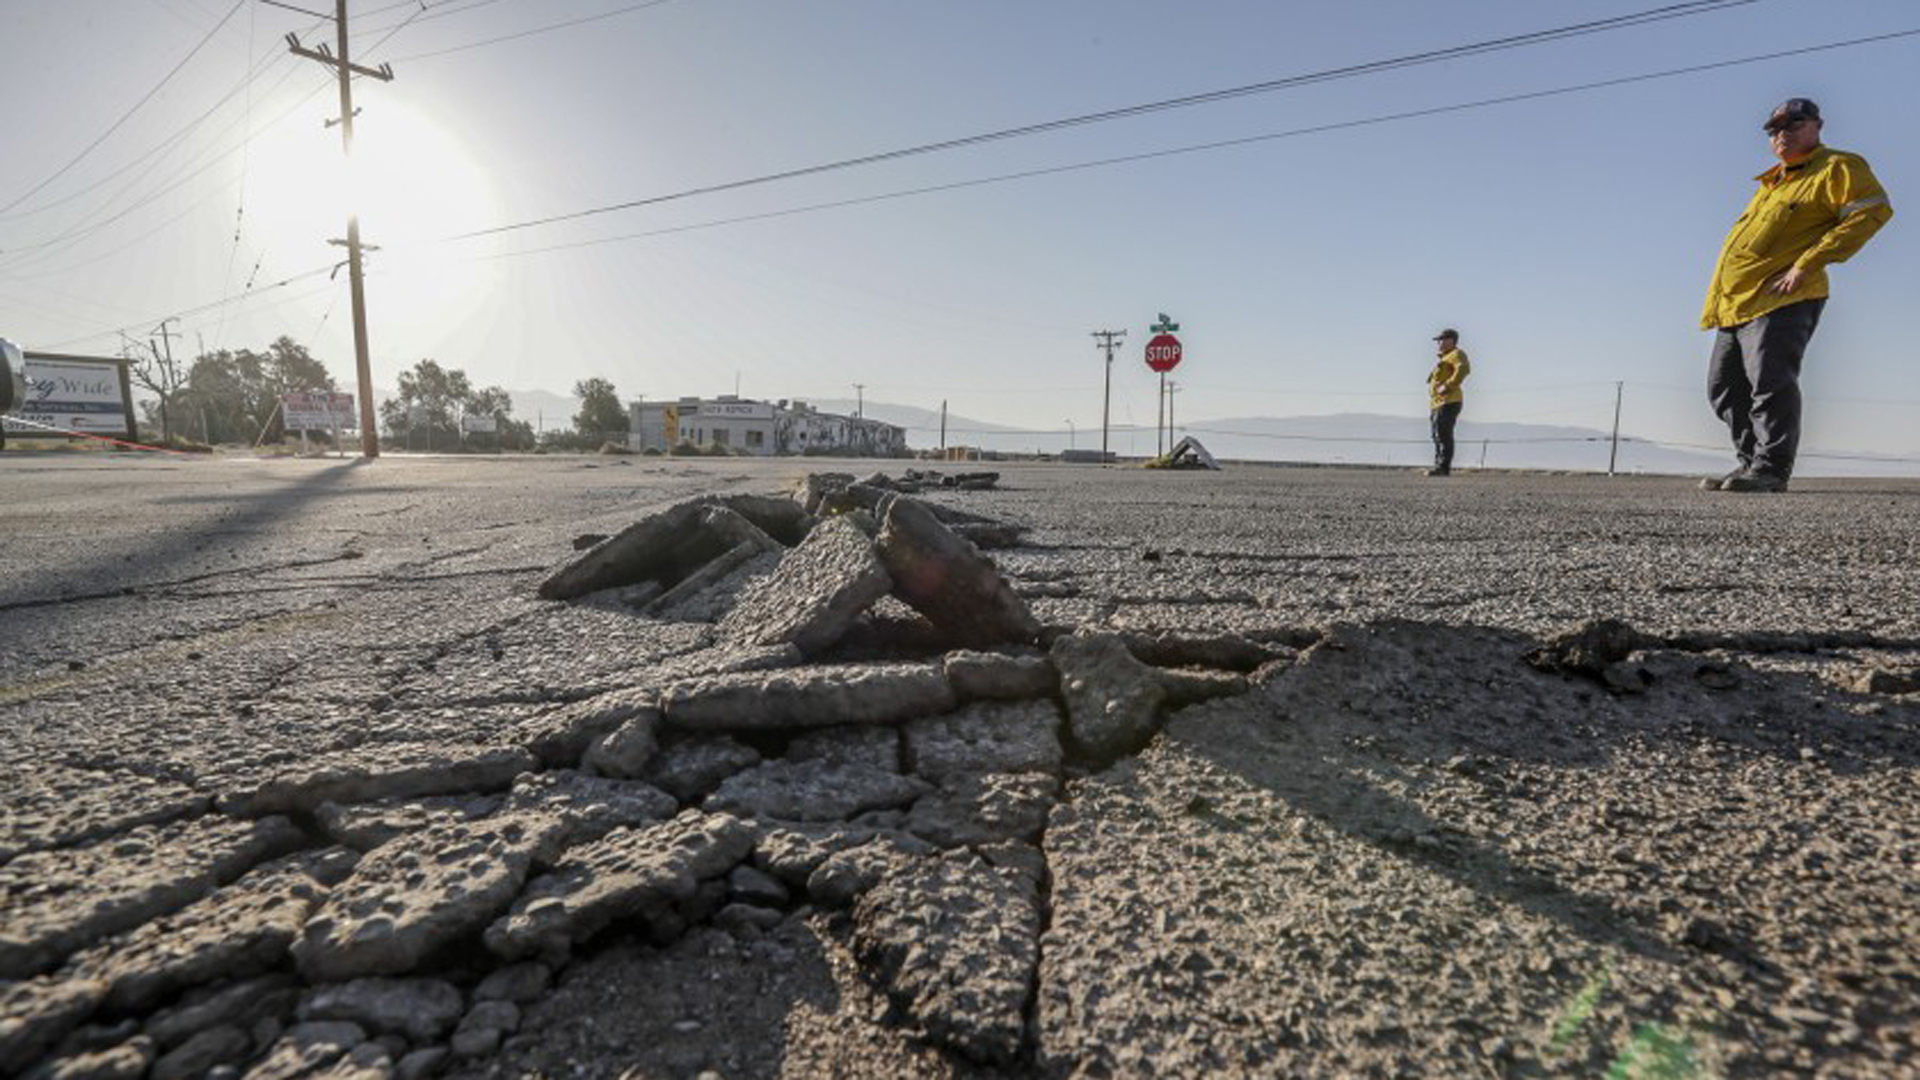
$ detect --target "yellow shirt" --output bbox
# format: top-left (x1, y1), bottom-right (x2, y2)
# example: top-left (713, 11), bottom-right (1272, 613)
top-left (1428, 348), bottom-right (1469, 408)
top-left (1702, 146), bottom-right (1893, 329)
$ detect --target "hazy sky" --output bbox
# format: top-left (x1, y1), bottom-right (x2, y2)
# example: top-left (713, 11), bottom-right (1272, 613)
top-left (3, 0), bottom-right (1915, 461)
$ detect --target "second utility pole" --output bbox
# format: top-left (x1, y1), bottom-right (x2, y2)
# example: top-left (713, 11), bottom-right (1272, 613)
top-left (289, 1), bottom-right (393, 459)
top-left (1607, 380), bottom-right (1624, 475)
top-left (1091, 329), bottom-right (1126, 462)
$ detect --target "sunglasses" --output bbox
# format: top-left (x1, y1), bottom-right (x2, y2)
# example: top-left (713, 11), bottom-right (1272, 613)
top-left (1765, 118), bottom-right (1812, 135)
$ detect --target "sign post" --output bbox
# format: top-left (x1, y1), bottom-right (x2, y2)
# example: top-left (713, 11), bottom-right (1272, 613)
top-left (283, 392), bottom-right (357, 454)
top-left (1145, 314), bottom-right (1183, 457)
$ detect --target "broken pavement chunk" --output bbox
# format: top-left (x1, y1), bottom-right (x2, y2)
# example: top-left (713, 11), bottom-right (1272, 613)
top-left (852, 852), bottom-right (1041, 1064)
top-left (502, 770), bottom-right (677, 844)
top-left (0, 975), bottom-right (106, 1076)
top-left (538, 500), bottom-right (711, 600)
top-left (645, 540), bottom-right (762, 616)
top-left (0, 766), bottom-right (209, 863)
top-left (1050, 633), bottom-right (1168, 763)
top-left (1525, 618), bottom-right (1649, 678)
top-left (903, 700), bottom-right (1064, 781)
top-left (719, 516), bottom-right (894, 656)
top-left (875, 497), bottom-right (1039, 648)
top-left (514, 686), bottom-right (660, 768)
top-left (1156, 667), bottom-right (1251, 707)
top-left (641, 736), bottom-right (761, 802)
top-left (703, 759), bottom-right (931, 822)
top-left (538, 500), bottom-right (778, 602)
top-left (661, 662), bottom-right (956, 731)
top-left (291, 812), bottom-right (566, 983)
top-left (904, 772), bottom-right (1059, 848)
top-left (579, 706), bottom-right (661, 779)
top-left (483, 811), bottom-right (755, 962)
top-left (220, 743), bottom-right (538, 818)
top-left (315, 794), bottom-right (503, 852)
top-left (0, 815), bottom-right (304, 980)
top-left (296, 978), bottom-right (464, 1044)
top-left (66, 849), bottom-right (347, 1014)
top-left (1117, 630), bottom-right (1292, 672)
top-left (943, 650), bottom-right (1056, 702)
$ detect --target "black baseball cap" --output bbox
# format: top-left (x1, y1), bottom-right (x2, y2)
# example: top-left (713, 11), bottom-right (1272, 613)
top-left (1765, 98), bottom-right (1820, 131)
top-left (1432, 328), bottom-right (1459, 341)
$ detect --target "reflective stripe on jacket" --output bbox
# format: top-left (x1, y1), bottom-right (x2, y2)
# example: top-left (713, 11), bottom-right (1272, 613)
top-left (1702, 146), bottom-right (1893, 329)
top-left (1428, 348), bottom-right (1469, 409)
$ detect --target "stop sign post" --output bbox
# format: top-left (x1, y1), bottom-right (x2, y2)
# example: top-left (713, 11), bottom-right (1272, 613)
top-left (1145, 332), bottom-right (1183, 456)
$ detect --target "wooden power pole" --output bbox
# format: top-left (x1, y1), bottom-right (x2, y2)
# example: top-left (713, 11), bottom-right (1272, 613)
top-left (288, 2), bottom-right (393, 459)
top-left (1091, 329), bottom-right (1126, 462)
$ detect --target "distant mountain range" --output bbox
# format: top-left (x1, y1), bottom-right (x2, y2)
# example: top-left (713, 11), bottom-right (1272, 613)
top-left (384, 389), bottom-right (1905, 478)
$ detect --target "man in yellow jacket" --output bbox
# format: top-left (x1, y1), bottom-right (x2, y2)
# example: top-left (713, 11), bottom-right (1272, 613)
top-left (1426, 329), bottom-right (1470, 476)
top-left (1700, 98), bottom-right (1892, 492)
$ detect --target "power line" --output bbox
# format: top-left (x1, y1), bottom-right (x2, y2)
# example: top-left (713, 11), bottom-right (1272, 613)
top-left (0, 39), bottom-right (301, 224)
top-left (39, 16), bottom-right (1920, 373)
top-left (446, 0), bottom-right (1769, 243)
top-left (38, 264), bottom-right (338, 351)
top-left (390, 0), bottom-right (685, 62)
top-left (0, 69), bottom-right (333, 271)
top-left (0, 0), bottom-right (250, 216)
top-left (466, 25), bottom-right (1920, 264)
top-left (352, 0), bottom-right (518, 43)
top-left (357, 0), bottom-right (447, 56)
top-left (213, 0), bottom-right (265, 354)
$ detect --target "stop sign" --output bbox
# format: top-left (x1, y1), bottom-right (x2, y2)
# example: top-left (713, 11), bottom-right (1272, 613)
top-left (1145, 332), bottom-right (1182, 373)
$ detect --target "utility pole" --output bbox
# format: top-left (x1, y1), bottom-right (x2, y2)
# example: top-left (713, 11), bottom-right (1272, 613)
top-left (1091, 329), bottom-right (1125, 462)
top-left (1608, 380), bottom-right (1624, 476)
top-left (152, 318), bottom-right (180, 444)
top-left (939, 399), bottom-right (947, 454)
top-left (289, 2), bottom-right (394, 459)
top-left (852, 383), bottom-right (865, 419)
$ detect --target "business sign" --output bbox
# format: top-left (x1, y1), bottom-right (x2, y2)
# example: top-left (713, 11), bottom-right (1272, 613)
top-left (283, 392), bottom-right (356, 431)
top-left (698, 401), bottom-right (774, 419)
top-left (1144, 333), bottom-right (1183, 373)
top-left (460, 413), bottom-right (498, 434)
top-left (3, 354), bottom-right (135, 438)
top-left (662, 405), bottom-right (680, 445)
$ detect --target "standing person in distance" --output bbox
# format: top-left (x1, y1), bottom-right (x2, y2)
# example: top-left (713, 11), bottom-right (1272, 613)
top-left (1700, 98), bottom-right (1892, 493)
top-left (1426, 329), bottom-right (1470, 477)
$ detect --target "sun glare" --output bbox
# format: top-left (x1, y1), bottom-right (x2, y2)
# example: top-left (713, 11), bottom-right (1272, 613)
top-left (247, 98), bottom-right (497, 333)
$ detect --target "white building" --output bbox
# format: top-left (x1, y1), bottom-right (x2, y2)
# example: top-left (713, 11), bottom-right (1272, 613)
top-left (629, 396), bottom-right (906, 457)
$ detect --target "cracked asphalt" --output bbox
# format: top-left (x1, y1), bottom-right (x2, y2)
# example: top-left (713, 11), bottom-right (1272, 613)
top-left (3, 453), bottom-right (1917, 1077)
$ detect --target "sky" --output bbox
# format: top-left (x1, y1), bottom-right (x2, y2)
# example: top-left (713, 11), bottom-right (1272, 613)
top-left (3, 0), bottom-right (1917, 467)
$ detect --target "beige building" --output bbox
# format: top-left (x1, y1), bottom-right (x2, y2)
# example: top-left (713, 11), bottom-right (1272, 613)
top-left (629, 395), bottom-right (906, 457)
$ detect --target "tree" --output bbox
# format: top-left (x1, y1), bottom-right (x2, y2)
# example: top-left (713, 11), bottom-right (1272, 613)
top-left (380, 359), bottom-right (471, 450)
top-left (458, 384), bottom-right (535, 451)
top-left (572, 378), bottom-right (627, 442)
top-left (125, 337), bottom-right (185, 444)
top-left (168, 336), bottom-right (336, 445)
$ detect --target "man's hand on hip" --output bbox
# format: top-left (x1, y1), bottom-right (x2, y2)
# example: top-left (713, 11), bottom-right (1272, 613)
top-left (1768, 266), bottom-right (1809, 295)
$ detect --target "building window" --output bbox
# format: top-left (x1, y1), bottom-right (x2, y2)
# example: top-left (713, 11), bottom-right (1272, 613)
top-left (746, 430), bottom-right (764, 448)
top-left (713, 428), bottom-right (730, 446)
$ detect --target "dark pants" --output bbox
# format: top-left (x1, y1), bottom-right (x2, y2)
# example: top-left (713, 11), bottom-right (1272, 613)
top-left (1707, 297), bottom-right (1824, 480)
top-left (1430, 401), bottom-right (1461, 471)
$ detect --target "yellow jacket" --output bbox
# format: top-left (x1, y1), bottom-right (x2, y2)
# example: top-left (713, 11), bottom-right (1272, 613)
top-left (1702, 146), bottom-right (1892, 329)
top-left (1428, 348), bottom-right (1469, 408)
